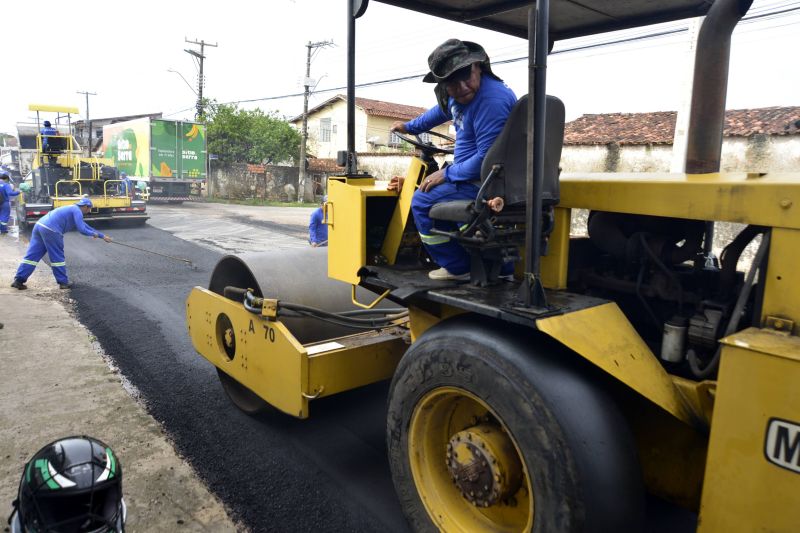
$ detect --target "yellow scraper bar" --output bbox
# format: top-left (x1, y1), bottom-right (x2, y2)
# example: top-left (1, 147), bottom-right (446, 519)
top-left (28, 104), bottom-right (80, 114)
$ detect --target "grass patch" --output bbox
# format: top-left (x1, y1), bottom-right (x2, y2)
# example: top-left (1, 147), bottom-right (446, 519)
top-left (204, 197), bottom-right (314, 208)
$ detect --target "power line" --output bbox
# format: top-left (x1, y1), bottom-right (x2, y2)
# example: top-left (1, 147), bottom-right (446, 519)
top-left (76, 90), bottom-right (97, 153)
top-left (299, 40), bottom-right (334, 202)
top-left (163, 4), bottom-right (800, 118)
top-left (185, 37), bottom-right (218, 119)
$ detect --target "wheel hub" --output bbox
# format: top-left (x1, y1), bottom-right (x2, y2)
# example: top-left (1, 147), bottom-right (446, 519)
top-left (446, 424), bottom-right (523, 507)
top-left (223, 328), bottom-right (235, 350)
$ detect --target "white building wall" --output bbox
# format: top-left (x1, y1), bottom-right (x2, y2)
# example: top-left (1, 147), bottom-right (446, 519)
top-left (561, 137), bottom-right (799, 173)
top-left (618, 145), bottom-right (673, 172)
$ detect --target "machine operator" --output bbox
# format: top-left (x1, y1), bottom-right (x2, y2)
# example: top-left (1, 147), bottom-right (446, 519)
top-left (391, 39), bottom-right (516, 281)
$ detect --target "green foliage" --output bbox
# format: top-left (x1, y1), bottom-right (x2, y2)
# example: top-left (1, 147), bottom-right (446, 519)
top-left (205, 102), bottom-right (301, 166)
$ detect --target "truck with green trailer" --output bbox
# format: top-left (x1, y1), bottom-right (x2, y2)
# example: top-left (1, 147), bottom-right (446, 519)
top-left (103, 118), bottom-right (206, 203)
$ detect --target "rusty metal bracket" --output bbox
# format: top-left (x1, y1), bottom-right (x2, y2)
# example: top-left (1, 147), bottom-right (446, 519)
top-left (764, 315), bottom-right (794, 335)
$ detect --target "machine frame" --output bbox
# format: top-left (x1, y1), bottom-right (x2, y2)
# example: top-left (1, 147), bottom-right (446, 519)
top-left (187, 1), bottom-right (800, 531)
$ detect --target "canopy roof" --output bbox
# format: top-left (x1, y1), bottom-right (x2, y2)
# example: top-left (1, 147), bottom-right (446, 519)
top-left (373, 0), bottom-right (717, 40)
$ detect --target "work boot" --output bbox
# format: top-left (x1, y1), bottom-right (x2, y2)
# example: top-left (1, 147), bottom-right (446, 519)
top-left (10, 278), bottom-right (27, 290)
top-left (428, 267), bottom-right (470, 281)
top-left (58, 282), bottom-right (73, 290)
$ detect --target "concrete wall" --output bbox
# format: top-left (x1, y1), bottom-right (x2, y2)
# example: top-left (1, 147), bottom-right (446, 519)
top-left (721, 136), bottom-right (800, 172)
top-left (561, 136), bottom-right (800, 173)
top-left (211, 163), bottom-right (300, 200)
top-left (358, 153), bottom-right (415, 180)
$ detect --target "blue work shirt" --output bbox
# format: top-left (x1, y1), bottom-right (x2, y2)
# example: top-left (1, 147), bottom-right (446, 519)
top-left (404, 75), bottom-right (516, 183)
top-left (309, 207), bottom-right (328, 244)
top-left (37, 205), bottom-right (105, 239)
top-left (119, 176), bottom-right (133, 196)
top-left (0, 182), bottom-right (20, 204)
top-left (40, 126), bottom-right (58, 149)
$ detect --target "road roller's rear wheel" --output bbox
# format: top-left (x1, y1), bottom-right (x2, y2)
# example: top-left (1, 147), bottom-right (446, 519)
top-left (216, 369), bottom-right (269, 415)
top-left (387, 315), bottom-right (644, 533)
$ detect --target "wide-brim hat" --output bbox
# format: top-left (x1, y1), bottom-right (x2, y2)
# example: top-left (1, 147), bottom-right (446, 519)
top-left (422, 39), bottom-right (488, 83)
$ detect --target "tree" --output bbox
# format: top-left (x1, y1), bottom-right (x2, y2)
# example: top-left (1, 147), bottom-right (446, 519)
top-left (205, 103), bottom-right (301, 166)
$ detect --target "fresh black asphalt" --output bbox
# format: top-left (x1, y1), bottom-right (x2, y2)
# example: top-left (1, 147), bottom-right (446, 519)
top-left (63, 223), bottom-right (409, 533)
top-left (58, 219), bottom-right (694, 533)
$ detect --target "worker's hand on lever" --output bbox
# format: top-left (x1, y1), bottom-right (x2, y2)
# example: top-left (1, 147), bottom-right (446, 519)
top-left (418, 169), bottom-right (445, 193)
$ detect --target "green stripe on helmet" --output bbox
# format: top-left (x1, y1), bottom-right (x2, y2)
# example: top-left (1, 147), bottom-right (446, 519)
top-left (34, 459), bottom-right (60, 490)
top-left (106, 447), bottom-right (116, 477)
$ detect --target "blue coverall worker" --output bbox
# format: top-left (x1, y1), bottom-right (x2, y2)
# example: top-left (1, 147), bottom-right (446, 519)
top-left (309, 195), bottom-right (328, 247)
top-left (0, 173), bottom-right (20, 235)
top-left (40, 120), bottom-right (58, 152)
top-left (11, 198), bottom-right (113, 290)
top-left (119, 172), bottom-right (134, 197)
top-left (391, 39), bottom-right (516, 280)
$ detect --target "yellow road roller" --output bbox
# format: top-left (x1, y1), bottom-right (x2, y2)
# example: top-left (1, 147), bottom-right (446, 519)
top-left (187, 1), bottom-right (800, 531)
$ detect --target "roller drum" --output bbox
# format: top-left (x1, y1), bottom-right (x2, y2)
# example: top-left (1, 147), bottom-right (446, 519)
top-left (208, 247), bottom-right (389, 344)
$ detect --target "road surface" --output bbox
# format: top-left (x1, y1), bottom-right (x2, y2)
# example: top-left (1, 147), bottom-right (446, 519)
top-left (66, 204), bottom-right (408, 533)
top-left (60, 203), bottom-right (695, 532)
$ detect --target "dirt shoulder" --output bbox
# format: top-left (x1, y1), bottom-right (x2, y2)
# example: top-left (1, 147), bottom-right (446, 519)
top-left (0, 234), bottom-right (238, 531)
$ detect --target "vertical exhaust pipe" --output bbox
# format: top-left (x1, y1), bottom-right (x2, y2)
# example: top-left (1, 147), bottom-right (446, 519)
top-left (685, 0), bottom-right (753, 174)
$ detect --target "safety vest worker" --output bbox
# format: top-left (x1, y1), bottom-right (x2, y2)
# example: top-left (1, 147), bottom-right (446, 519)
top-left (11, 198), bottom-right (113, 290)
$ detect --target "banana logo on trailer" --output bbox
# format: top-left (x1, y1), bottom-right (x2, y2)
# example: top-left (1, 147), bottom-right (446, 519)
top-left (185, 124), bottom-right (201, 142)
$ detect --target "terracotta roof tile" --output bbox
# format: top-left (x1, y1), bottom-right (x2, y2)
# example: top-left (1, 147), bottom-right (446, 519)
top-left (353, 96), bottom-right (427, 120)
top-left (564, 106), bottom-right (800, 145)
top-left (291, 95), bottom-right (427, 123)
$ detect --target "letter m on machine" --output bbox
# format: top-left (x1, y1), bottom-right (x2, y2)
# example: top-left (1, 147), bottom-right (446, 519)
top-left (765, 418), bottom-right (800, 474)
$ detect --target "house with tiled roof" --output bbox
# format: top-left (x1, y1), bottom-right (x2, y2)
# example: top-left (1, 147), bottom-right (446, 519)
top-left (289, 95), bottom-right (450, 159)
top-left (561, 106), bottom-right (800, 173)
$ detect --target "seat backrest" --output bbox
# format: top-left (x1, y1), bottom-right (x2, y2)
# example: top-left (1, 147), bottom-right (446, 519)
top-left (45, 135), bottom-right (67, 152)
top-left (480, 94), bottom-right (565, 206)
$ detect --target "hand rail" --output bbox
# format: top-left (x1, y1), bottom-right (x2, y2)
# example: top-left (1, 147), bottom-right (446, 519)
top-left (54, 180), bottom-right (82, 198)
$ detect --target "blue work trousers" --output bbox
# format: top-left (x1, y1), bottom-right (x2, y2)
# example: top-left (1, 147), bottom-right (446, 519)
top-left (15, 225), bottom-right (68, 284)
top-left (411, 181), bottom-right (480, 275)
top-left (0, 203), bottom-right (9, 233)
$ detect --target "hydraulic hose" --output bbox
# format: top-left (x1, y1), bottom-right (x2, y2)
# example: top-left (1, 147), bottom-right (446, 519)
top-left (688, 230), bottom-right (770, 379)
top-left (240, 289), bottom-right (408, 331)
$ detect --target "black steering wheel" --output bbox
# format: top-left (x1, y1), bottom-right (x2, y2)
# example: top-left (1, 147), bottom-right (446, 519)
top-left (392, 129), bottom-right (455, 156)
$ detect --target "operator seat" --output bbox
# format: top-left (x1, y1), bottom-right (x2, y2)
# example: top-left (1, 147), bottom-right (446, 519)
top-left (428, 94), bottom-right (565, 285)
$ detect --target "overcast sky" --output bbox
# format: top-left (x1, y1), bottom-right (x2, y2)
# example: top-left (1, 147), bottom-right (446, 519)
top-left (1, 0), bottom-right (797, 137)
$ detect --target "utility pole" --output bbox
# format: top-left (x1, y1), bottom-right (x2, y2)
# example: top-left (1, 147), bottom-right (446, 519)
top-left (185, 38), bottom-right (218, 119)
top-left (298, 39), bottom-right (334, 202)
top-left (76, 90), bottom-right (97, 155)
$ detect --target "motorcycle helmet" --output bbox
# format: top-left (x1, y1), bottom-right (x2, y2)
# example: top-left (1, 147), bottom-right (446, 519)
top-left (9, 436), bottom-right (125, 532)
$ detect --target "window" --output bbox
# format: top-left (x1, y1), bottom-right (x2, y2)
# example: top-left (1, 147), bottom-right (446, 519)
top-left (320, 118), bottom-right (331, 142)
